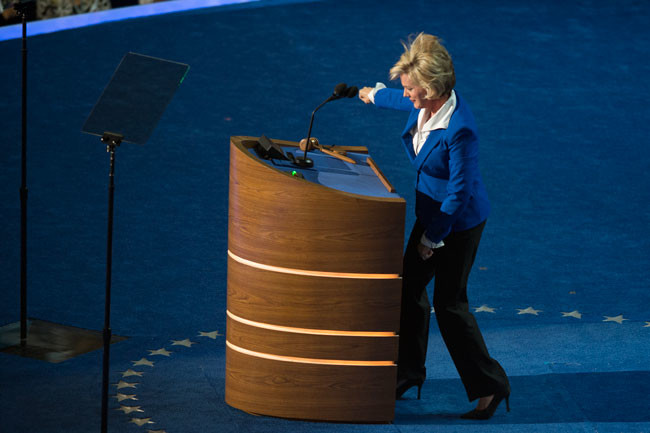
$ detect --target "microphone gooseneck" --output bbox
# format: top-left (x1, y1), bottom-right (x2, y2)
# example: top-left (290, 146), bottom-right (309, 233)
top-left (294, 83), bottom-right (357, 168)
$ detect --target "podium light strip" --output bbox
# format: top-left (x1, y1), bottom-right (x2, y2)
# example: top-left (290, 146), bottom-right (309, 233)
top-left (227, 310), bottom-right (396, 337)
top-left (228, 250), bottom-right (400, 280)
top-left (226, 341), bottom-right (395, 366)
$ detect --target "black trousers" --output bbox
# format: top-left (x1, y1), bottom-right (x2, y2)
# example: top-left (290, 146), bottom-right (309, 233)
top-left (397, 219), bottom-right (509, 401)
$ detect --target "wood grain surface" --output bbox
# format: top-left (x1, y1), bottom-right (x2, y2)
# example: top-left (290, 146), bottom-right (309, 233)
top-left (225, 345), bottom-right (396, 422)
top-left (226, 136), bottom-right (405, 422)
top-left (227, 254), bottom-right (401, 332)
top-left (226, 313), bottom-right (398, 361)
top-left (228, 136), bottom-right (405, 274)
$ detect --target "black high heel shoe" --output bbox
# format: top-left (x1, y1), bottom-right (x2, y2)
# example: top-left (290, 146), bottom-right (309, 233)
top-left (460, 391), bottom-right (510, 420)
top-left (396, 378), bottom-right (423, 399)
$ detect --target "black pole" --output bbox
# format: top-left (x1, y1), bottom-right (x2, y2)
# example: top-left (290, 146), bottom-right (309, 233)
top-left (300, 107), bottom-right (319, 162)
top-left (294, 83), bottom-right (352, 168)
top-left (293, 100), bottom-right (327, 168)
top-left (100, 133), bottom-right (121, 433)
top-left (16, 1), bottom-right (29, 347)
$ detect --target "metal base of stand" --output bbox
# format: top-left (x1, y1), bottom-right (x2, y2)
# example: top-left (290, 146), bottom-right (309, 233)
top-left (292, 156), bottom-right (314, 168)
top-left (0, 319), bottom-right (127, 364)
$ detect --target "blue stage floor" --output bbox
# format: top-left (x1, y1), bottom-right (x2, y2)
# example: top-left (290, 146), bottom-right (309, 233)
top-left (1, 0), bottom-right (649, 432)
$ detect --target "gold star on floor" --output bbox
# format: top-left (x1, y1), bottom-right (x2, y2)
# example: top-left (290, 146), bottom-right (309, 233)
top-left (171, 339), bottom-right (196, 347)
top-left (517, 306), bottom-right (542, 315)
top-left (148, 348), bottom-right (172, 357)
top-left (147, 430), bottom-right (168, 433)
top-left (115, 393), bottom-right (138, 402)
top-left (644, 322), bottom-right (650, 328)
top-left (132, 358), bottom-right (155, 367)
top-left (475, 305), bottom-right (496, 313)
top-left (561, 310), bottom-right (582, 319)
top-left (117, 405), bottom-right (144, 414)
top-left (603, 315), bottom-right (628, 324)
top-left (130, 418), bottom-right (154, 426)
top-left (198, 330), bottom-right (222, 339)
top-left (121, 369), bottom-right (144, 378)
top-left (114, 381), bottom-right (138, 390)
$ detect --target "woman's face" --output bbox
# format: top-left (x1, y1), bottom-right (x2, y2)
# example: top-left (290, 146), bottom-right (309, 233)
top-left (400, 74), bottom-right (431, 109)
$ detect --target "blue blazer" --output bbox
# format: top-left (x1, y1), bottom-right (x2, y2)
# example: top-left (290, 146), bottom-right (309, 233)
top-left (374, 88), bottom-right (490, 243)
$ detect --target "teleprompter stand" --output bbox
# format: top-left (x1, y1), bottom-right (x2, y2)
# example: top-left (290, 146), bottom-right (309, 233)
top-left (82, 52), bottom-right (189, 433)
top-left (15, 0), bottom-right (34, 348)
top-left (0, 1), bottom-right (126, 364)
top-left (0, 1), bottom-right (104, 366)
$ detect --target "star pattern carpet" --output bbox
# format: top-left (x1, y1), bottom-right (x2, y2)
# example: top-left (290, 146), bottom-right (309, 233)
top-left (112, 332), bottom-right (222, 431)
top-left (1, 0), bottom-right (650, 433)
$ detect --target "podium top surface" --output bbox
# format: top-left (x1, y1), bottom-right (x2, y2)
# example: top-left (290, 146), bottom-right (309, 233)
top-left (253, 143), bottom-right (402, 200)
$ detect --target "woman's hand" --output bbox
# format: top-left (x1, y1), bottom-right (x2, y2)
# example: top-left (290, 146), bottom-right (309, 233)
top-left (417, 242), bottom-right (434, 260)
top-left (359, 87), bottom-right (374, 104)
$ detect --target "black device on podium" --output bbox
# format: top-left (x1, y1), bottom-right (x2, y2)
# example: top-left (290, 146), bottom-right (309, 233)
top-left (82, 52), bottom-right (189, 433)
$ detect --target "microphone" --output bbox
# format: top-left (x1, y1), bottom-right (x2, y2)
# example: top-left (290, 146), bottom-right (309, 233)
top-left (293, 83), bottom-right (358, 168)
top-left (344, 86), bottom-right (358, 98)
top-left (331, 82), bottom-right (348, 100)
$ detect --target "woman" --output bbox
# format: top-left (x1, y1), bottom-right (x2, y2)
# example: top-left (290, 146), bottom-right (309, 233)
top-left (359, 33), bottom-right (510, 420)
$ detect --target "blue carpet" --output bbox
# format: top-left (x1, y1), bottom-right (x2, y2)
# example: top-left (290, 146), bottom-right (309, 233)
top-left (1, 0), bottom-right (650, 432)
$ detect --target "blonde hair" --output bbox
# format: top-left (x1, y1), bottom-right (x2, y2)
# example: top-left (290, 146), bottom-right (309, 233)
top-left (389, 33), bottom-right (455, 99)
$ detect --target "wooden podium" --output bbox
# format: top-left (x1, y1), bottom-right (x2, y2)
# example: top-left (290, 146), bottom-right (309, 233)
top-left (225, 136), bottom-right (405, 422)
